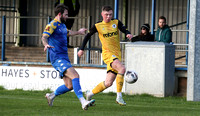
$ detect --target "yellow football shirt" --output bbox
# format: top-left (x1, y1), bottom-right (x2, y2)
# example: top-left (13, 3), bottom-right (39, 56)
top-left (80, 19), bottom-right (131, 73)
top-left (95, 20), bottom-right (121, 62)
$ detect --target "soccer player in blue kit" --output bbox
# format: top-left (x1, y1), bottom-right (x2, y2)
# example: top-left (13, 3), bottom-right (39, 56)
top-left (41, 4), bottom-right (95, 110)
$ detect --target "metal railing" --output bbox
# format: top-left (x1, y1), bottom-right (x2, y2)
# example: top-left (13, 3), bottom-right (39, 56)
top-left (0, 42), bottom-right (188, 68)
top-left (1, 15), bottom-right (50, 61)
top-left (0, 16), bottom-right (188, 69)
top-left (0, 15), bottom-right (91, 62)
top-left (74, 42), bottom-right (188, 68)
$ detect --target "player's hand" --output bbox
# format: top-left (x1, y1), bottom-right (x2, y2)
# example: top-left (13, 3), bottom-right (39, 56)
top-left (78, 28), bottom-right (87, 35)
top-left (78, 50), bottom-right (84, 57)
top-left (126, 34), bottom-right (133, 40)
top-left (44, 44), bottom-right (54, 52)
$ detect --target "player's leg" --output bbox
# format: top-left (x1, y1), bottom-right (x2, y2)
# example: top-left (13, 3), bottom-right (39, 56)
top-left (86, 72), bottom-right (116, 100)
top-left (45, 77), bottom-right (72, 106)
top-left (56, 77), bottom-right (73, 96)
top-left (86, 56), bottom-right (117, 101)
top-left (112, 59), bottom-right (126, 94)
top-left (111, 59), bottom-right (126, 105)
top-left (64, 67), bottom-right (95, 110)
top-left (45, 58), bottom-right (73, 107)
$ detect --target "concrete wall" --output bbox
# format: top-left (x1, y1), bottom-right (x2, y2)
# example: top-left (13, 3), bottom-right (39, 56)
top-left (125, 42), bottom-right (175, 97)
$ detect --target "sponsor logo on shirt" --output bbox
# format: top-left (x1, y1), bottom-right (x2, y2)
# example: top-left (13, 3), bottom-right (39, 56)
top-left (103, 31), bottom-right (118, 38)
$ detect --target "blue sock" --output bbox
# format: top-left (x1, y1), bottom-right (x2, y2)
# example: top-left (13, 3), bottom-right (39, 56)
top-left (72, 78), bottom-right (83, 99)
top-left (54, 84), bottom-right (71, 96)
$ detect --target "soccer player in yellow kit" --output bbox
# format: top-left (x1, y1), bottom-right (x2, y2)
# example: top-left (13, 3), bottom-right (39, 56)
top-left (78, 5), bottom-right (133, 106)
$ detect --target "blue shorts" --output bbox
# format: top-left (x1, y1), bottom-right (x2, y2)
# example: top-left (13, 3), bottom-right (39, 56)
top-left (52, 58), bottom-right (72, 78)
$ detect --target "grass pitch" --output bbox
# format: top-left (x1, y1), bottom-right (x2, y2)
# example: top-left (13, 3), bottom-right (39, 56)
top-left (0, 87), bottom-right (200, 116)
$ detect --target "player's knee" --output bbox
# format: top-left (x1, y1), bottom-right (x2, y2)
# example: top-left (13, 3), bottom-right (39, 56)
top-left (75, 73), bottom-right (80, 79)
top-left (105, 81), bottom-right (113, 88)
top-left (119, 66), bottom-right (126, 74)
top-left (70, 73), bottom-right (80, 79)
top-left (74, 73), bottom-right (80, 78)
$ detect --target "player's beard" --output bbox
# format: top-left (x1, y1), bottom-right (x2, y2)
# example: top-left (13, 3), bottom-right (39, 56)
top-left (60, 16), bottom-right (66, 23)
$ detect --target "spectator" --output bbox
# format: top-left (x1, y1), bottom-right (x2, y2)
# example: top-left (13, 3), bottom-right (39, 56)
top-left (55, 0), bottom-right (80, 48)
top-left (131, 24), bottom-right (154, 42)
top-left (155, 16), bottom-right (172, 43)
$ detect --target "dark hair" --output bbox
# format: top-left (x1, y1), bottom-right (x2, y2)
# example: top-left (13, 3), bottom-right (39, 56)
top-left (158, 16), bottom-right (166, 23)
top-left (141, 24), bottom-right (150, 31)
top-left (139, 24), bottom-right (150, 37)
top-left (102, 5), bottom-right (113, 11)
top-left (54, 4), bottom-right (69, 16)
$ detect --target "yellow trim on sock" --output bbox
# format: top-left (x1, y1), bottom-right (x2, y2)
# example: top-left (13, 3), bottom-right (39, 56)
top-left (92, 81), bottom-right (106, 94)
top-left (116, 74), bottom-right (124, 92)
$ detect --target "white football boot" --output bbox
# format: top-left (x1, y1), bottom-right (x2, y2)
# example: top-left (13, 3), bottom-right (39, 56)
top-left (45, 93), bottom-right (55, 106)
top-left (116, 96), bottom-right (126, 106)
top-left (85, 91), bottom-right (95, 106)
top-left (82, 99), bottom-right (95, 110)
top-left (85, 90), bottom-right (93, 101)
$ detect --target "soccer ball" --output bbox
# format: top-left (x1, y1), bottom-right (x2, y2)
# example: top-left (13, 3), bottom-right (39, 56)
top-left (125, 70), bottom-right (138, 84)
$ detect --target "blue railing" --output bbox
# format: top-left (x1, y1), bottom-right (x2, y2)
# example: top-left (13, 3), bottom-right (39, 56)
top-left (1, 15), bottom-right (6, 61)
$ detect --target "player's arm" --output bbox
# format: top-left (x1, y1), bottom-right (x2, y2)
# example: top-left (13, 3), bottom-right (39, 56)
top-left (78, 25), bottom-right (97, 57)
top-left (41, 21), bottom-right (57, 51)
top-left (118, 20), bottom-right (133, 40)
top-left (41, 35), bottom-right (54, 52)
top-left (68, 28), bottom-right (87, 36)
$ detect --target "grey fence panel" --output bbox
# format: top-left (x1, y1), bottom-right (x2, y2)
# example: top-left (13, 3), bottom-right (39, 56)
top-left (128, 0), bottom-right (188, 47)
top-left (0, 0), bottom-right (188, 49)
top-left (0, 0), bottom-right (16, 43)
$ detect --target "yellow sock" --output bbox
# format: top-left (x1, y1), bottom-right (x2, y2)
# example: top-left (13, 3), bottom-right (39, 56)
top-left (116, 74), bottom-right (124, 92)
top-left (92, 81), bottom-right (106, 94)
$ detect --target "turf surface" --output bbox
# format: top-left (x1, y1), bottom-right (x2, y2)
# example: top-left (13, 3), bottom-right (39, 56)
top-left (0, 87), bottom-right (200, 116)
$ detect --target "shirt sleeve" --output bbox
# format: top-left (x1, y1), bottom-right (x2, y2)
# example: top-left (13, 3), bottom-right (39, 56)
top-left (42, 20), bottom-right (58, 37)
top-left (131, 36), bottom-right (139, 42)
top-left (118, 20), bottom-right (131, 35)
top-left (79, 25), bottom-right (97, 50)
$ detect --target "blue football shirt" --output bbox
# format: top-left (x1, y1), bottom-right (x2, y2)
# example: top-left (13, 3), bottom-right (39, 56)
top-left (43, 18), bottom-right (69, 63)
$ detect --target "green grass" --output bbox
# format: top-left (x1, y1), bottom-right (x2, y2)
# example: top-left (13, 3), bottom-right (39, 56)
top-left (0, 88), bottom-right (200, 116)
